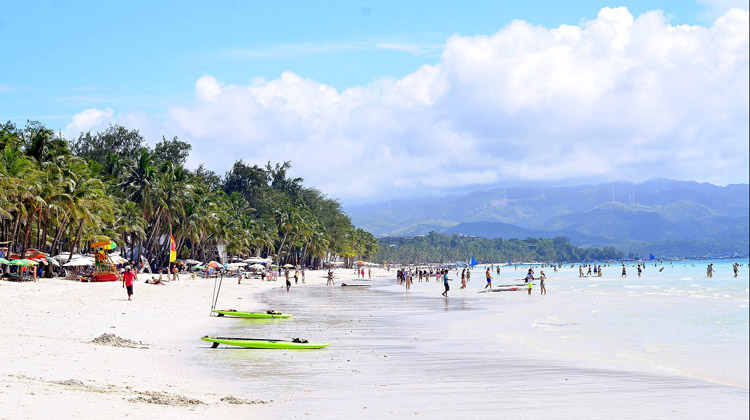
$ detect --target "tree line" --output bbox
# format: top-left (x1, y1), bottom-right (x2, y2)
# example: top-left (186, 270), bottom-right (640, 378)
top-left (375, 232), bottom-right (623, 264)
top-left (0, 121), bottom-right (379, 268)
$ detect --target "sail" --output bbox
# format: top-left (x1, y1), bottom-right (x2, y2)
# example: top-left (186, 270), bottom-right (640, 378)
top-left (470, 257), bottom-right (478, 266)
top-left (649, 253), bottom-right (655, 260)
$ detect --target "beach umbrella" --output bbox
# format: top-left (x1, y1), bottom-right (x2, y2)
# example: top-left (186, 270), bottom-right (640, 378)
top-left (45, 257), bottom-right (61, 267)
top-left (282, 263), bottom-right (295, 268)
top-left (8, 259), bottom-right (31, 266)
top-left (193, 264), bottom-right (204, 270)
top-left (227, 262), bottom-right (247, 268)
top-left (207, 261), bottom-right (221, 268)
top-left (22, 259), bottom-right (40, 265)
top-left (249, 263), bottom-right (265, 270)
top-left (354, 261), bottom-right (366, 265)
top-left (53, 253), bottom-right (82, 263)
top-left (64, 257), bottom-right (95, 267)
top-left (183, 259), bottom-right (201, 265)
top-left (0, 257), bottom-right (10, 264)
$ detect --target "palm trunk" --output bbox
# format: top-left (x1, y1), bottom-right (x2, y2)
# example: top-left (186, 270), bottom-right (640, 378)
top-left (68, 218), bottom-right (84, 261)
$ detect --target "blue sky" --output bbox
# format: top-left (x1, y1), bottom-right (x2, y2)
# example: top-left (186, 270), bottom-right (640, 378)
top-left (0, 0), bottom-right (728, 126)
top-left (1, 1), bottom-right (748, 202)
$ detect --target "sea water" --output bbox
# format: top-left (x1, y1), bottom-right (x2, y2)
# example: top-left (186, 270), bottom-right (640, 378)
top-left (191, 259), bottom-right (748, 419)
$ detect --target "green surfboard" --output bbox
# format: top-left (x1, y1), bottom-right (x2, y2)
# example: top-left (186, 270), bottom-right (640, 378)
top-left (212, 310), bottom-right (293, 318)
top-left (202, 336), bottom-right (330, 349)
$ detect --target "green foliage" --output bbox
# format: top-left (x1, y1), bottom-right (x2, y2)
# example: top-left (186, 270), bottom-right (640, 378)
top-left (375, 232), bottom-right (622, 264)
top-left (0, 121), bottom-right (374, 269)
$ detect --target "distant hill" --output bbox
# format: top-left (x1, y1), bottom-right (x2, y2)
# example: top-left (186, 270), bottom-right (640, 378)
top-left (345, 179), bottom-right (749, 258)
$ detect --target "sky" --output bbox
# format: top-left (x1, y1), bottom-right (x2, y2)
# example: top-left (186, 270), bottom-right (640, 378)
top-left (1, 0), bottom-right (748, 203)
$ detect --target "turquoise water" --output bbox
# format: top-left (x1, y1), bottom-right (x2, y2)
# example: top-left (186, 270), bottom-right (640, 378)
top-left (192, 259), bottom-right (748, 419)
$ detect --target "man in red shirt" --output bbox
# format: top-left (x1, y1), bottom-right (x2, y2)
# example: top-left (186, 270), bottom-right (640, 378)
top-left (123, 266), bottom-right (136, 301)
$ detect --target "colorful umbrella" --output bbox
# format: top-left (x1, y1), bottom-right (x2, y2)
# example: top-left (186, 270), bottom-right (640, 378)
top-left (0, 257), bottom-right (9, 264)
top-left (207, 261), bottom-right (221, 268)
top-left (282, 263), bottom-right (295, 268)
top-left (91, 239), bottom-right (117, 250)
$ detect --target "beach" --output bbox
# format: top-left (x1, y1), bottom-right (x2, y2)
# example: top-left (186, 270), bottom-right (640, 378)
top-left (1, 261), bottom-right (748, 419)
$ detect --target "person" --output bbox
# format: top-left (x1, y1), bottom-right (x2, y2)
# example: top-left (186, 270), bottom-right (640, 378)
top-left (587, 266), bottom-right (592, 276)
top-left (528, 278), bottom-right (533, 295)
top-left (707, 264), bottom-right (714, 278)
top-left (637, 264), bottom-right (642, 277)
top-left (597, 265), bottom-right (603, 277)
top-left (294, 269), bottom-right (299, 284)
top-left (466, 268), bottom-right (470, 282)
top-left (579, 266), bottom-right (584, 277)
top-left (733, 263), bottom-right (739, 277)
top-left (237, 270), bottom-right (243, 284)
top-left (301, 268), bottom-right (306, 284)
top-left (485, 267), bottom-right (493, 289)
top-left (442, 269), bottom-right (451, 297)
top-left (525, 269), bottom-right (534, 283)
top-left (539, 270), bottom-right (547, 295)
top-left (172, 265), bottom-right (179, 281)
top-left (621, 265), bottom-right (627, 277)
top-left (460, 270), bottom-right (466, 290)
top-left (368, 268), bottom-right (371, 279)
top-left (405, 270), bottom-right (411, 291)
top-left (285, 273), bottom-right (291, 291)
top-left (123, 266), bottom-right (136, 301)
top-left (327, 269), bottom-right (334, 286)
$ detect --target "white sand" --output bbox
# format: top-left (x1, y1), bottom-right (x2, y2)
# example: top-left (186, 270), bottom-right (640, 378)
top-left (0, 268), bottom-right (347, 419)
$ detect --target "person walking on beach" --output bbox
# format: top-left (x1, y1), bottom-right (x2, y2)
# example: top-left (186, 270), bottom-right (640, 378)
top-left (460, 270), bottom-right (466, 289)
top-left (123, 266), bottom-right (136, 301)
top-left (294, 269), bottom-right (299, 284)
top-left (733, 263), bottom-right (739, 277)
top-left (579, 266), bottom-right (584, 277)
top-left (637, 264), bottom-right (642, 277)
top-left (621, 264), bottom-right (627, 277)
top-left (172, 265), bottom-right (179, 281)
top-left (327, 269), bottom-right (334, 286)
top-left (707, 264), bottom-right (714, 278)
top-left (485, 267), bottom-right (493, 289)
top-left (442, 269), bottom-right (452, 297)
top-left (285, 274), bottom-right (291, 291)
top-left (539, 271), bottom-right (547, 295)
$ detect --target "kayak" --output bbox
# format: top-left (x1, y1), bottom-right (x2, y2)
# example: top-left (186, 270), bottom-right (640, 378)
top-left (212, 310), bottom-right (293, 318)
top-left (202, 336), bottom-right (330, 349)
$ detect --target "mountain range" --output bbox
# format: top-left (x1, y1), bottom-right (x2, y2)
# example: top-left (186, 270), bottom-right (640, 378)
top-left (344, 179), bottom-right (749, 258)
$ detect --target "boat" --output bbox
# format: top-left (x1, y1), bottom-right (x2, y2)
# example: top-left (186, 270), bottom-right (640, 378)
top-left (202, 336), bottom-right (330, 349)
top-left (211, 309), bottom-right (293, 318)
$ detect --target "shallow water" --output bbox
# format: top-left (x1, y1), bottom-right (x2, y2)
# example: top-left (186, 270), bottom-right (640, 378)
top-left (190, 259), bottom-right (749, 419)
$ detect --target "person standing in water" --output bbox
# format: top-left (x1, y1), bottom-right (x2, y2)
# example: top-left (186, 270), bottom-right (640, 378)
top-left (442, 269), bottom-right (452, 297)
top-left (621, 264), bottom-right (627, 277)
top-left (539, 271), bottom-right (547, 295)
top-left (485, 267), bottom-right (493, 289)
top-left (733, 263), bottom-right (739, 277)
top-left (326, 269), bottom-right (335, 286)
top-left (460, 270), bottom-right (466, 290)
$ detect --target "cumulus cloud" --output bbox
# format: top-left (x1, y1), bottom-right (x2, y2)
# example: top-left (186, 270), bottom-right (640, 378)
top-left (65, 107), bottom-right (114, 137)
top-left (68, 7), bottom-right (750, 202)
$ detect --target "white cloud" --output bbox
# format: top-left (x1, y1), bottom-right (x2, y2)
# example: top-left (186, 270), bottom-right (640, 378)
top-left (67, 7), bottom-right (749, 202)
top-left (65, 107), bottom-right (114, 137)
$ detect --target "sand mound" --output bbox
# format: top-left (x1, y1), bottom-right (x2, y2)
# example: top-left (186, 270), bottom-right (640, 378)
top-left (129, 391), bottom-right (203, 406)
top-left (221, 396), bottom-right (271, 404)
top-left (92, 333), bottom-right (148, 348)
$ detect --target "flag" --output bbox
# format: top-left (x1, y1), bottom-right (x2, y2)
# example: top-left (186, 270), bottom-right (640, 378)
top-left (169, 235), bottom-right (177, 263)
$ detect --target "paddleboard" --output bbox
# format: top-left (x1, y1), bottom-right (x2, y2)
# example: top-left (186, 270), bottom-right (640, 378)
top-left (202, 336), bottom-right (330, 349)
top-left (479, 287), bottom-right (519, 293)
top-left (212, 310), bottom-right (293, 318)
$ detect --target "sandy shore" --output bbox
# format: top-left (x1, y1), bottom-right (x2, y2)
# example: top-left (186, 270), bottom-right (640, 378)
top-left (0, 268), bottom-right (350, 419)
